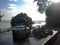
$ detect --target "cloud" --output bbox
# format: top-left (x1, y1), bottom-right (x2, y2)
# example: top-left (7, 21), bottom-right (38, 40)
top-left (0, 8), bottom-right (19, 21)
top-left (23, 0), bottom-right (33, 3)
top-left (7, 4), bottom-right (19, 15)
top-left (1, 0), bottom-right (46, 21)
top-left (7, 0), bottom-right (46, 21)
top-left (20, 2), bottom-right (46, 21)
top-left (8, 4), bottom-right (17, 9)
top-left (9, 0), bottom-right (17, 1)
top-left (2, 14), bottom-right (13, 21)
top-left (0, 8), bottom-right (13, 21)
top-left (1, 9), bottom-right (11, 14)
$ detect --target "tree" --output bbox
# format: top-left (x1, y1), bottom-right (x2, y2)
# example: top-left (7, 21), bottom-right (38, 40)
top-left (46, 3), bottom-right (60, 27)
top-left (11, 13), bottom-right (33, 28)
top-left (0, 11), bottom-right (1, 21)
top-left (0, 15), bottom-right (4, 21)
top-left (0, 10), bottom-right (4, 21)
top-left (34, 0), bottom-right (52, 13)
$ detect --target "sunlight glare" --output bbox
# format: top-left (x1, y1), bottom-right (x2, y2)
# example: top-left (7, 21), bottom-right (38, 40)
top-left (53, 0), bottom-right (60, 3)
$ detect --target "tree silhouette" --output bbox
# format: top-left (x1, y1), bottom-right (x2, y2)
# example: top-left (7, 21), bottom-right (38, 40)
top-left (46, 3), bottom-right (60, 27)
top-left (0, 15), bottom-right (4, 21)
top-left (34, 0), bottom-right (52, 13)
top-left (11, 13), bottom-right (33, 28)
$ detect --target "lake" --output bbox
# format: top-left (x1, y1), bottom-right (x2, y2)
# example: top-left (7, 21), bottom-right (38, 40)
top-left (0, 21), bottom-right (46, 29)
top-left (0, 21), bottom-right (11, 29)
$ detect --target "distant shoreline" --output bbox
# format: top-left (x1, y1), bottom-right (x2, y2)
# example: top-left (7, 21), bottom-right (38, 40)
top-left (0, 21), bottom-right (11, 22)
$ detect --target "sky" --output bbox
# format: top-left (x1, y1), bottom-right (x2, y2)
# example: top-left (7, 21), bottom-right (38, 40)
top-left (0, 0), bottom-right (60, 21)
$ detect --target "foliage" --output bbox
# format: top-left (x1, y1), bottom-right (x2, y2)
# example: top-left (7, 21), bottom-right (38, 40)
top-left (0, 15), bottom-right (4, 21)
top-left (34, 0), bottom-right (52, 13)
top-left (11, 13), bottom-right (33, 28)
top-left (34, 0), bottom-right (60, 27)
top-left (0, 16), bottom-right (2, 18)
top-left (32, 27), bottom-right (53, 38)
